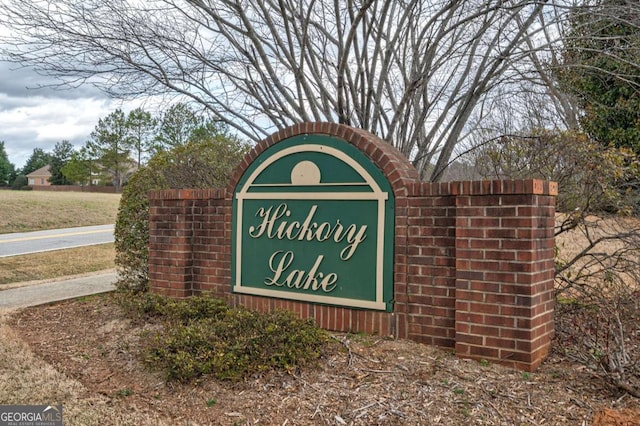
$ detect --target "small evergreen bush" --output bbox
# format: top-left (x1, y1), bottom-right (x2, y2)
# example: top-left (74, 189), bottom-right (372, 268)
top-left (121, 293), bottom-right (329, 382)
top-left (117, 291), bottom-right (229, 323)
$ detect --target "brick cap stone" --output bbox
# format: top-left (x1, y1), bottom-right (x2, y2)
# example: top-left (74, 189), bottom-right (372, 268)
top-left (148, 188), bottom-right (227, 201)
top-left (449, 179), bottom-right (558, 196)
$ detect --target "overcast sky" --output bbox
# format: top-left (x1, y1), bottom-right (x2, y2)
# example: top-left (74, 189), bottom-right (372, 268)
top-left (0, 60), bottom-right (136, 170)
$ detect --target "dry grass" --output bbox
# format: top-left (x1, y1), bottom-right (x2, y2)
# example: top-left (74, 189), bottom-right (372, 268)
top-left (0, 314), bottom-right (163, 425)
top-left (0, 244), bottom-right (115, 285)
top-left (555, 214), bottom-right (640, 293)
top-left (555, 214), bottom-right (640, 261)
top-left (0, 191), bottom-right (121, 234)
top-left (0, 191), bottom-right (137, 423)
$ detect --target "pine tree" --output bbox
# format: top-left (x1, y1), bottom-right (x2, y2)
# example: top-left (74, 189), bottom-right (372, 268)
top-left (89, 109), bottom-right (132, 192)
top-left (126, 108), bottom-right (156, 167)
top-left (0, 141), bottom-right (16, 186)
top-left (49, 140), bottom-right (74, 185)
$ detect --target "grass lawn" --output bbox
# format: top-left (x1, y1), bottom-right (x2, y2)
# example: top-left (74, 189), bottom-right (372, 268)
top-left (0, 190), bottom-right (120, 284)
top-left (0, 244), bottom-right (115, 285)
top-left (0, 190), bottom-right (121, 234)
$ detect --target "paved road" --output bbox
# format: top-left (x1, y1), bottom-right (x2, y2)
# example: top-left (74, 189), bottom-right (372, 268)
top-left (0, 225), bottom-right (115, 258)
top-left (0, 271), bottom-right (117, 311)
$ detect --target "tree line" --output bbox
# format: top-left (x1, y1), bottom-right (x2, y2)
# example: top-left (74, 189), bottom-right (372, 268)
top-left (0, 103), bottom-right (233, 192)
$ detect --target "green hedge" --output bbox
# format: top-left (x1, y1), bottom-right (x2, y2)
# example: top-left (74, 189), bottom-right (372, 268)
top-left (114, 136), bottom-right (247, 292)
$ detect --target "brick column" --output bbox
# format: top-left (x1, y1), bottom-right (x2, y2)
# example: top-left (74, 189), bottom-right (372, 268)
top-left (148, 190), bottom-right (197, 298)
top-left (453, 180), bottom-right (557, 371)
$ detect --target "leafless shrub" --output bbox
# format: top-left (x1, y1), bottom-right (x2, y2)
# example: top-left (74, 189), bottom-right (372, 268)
top-left (476, 131), bottom-right (640, 397)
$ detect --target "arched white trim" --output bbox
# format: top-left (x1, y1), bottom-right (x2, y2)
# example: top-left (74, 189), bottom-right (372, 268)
top-left (237, 144), bottom-right (385, 195)
top-left (234, 142), bottom-right (391, 310)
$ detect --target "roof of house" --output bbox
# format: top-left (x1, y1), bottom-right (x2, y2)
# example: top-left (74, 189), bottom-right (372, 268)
top-left (26, 165), bottom-right (51, 177)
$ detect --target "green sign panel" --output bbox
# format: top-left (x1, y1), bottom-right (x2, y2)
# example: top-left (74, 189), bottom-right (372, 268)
top-left (232, 134), bottom-right (394, 311)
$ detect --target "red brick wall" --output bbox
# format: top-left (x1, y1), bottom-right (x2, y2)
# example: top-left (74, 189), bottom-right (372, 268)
top-left (403, 183), bottom-right (457, 348)
top-left (148, 123), bottom-right (557, 371)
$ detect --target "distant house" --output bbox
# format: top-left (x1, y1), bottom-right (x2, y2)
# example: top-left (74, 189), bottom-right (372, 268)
top-left (91, 158), bottom-right (139, 189)
top-left (26, 165), bottom-right (52, 186)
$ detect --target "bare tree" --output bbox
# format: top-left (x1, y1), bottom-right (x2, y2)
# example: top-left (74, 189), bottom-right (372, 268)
top-left (0, 0), bottom-right (558, 180)
top-left (455, 0), bottom-right (640, 158)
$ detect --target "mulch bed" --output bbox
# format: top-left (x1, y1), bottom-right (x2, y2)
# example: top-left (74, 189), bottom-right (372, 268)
top-left (7, 293), bottom-right (640, 425)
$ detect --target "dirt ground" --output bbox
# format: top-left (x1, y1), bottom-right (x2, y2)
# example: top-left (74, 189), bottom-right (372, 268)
top-left (3, 293), bottom-right (639, 425)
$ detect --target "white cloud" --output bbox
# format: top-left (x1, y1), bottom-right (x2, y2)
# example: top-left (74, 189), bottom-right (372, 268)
top-left (0, 20), bottom-right (165, 171)
top-left (3, 96), bottom-right (109, 138)
top-left (0, 61), bottom-right (151, 169)
top-left (0, 92), bottom-right (118, 169)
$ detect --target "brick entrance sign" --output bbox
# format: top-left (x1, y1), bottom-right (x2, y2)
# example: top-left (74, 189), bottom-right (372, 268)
top-left (148, 123), bottom-right (557, 371)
